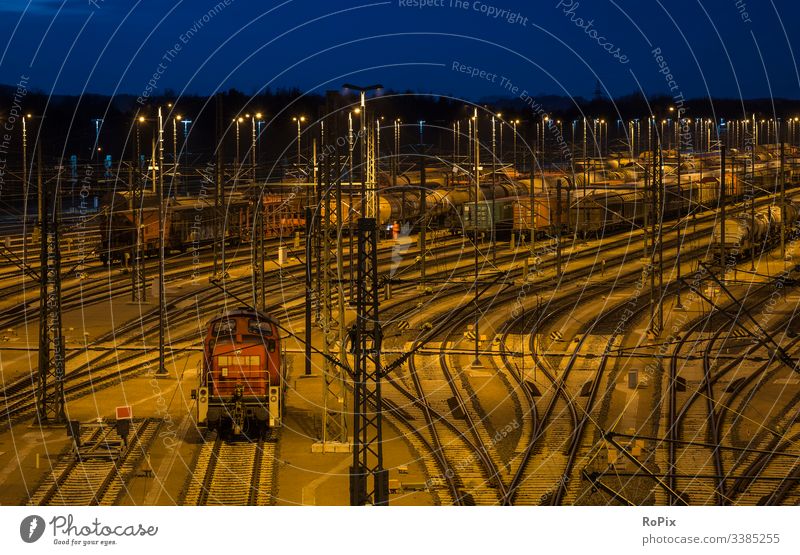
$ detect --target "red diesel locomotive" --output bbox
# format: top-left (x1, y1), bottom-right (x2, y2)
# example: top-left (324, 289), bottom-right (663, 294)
top-left (193, 308), bottom-right (285, 437)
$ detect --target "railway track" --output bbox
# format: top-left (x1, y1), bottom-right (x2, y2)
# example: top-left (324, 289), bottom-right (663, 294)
top-left (505, 284), bottom-right (657, 505)
top-left (378, 279), bottom-right (517, 504)
top-left (182, 430), bottom-right (279, 505)
top-left (27, 418), bottom-right (161, 505)
top-left (719, 338), bottom-right (800, 504)
top-left (372, 201), bottom-right (723, 504)
top-left (0, 233), bottom-right (517, 423)
top-left (0, 276), bottom-right (292, 423)
top-left (661, 278), bottom-right (800, 505)
top-left (391, 184), bottom-right (800, 506)
top-left (7, 179), bottom-right (800, 508)
top-left (490, 230), bottom-right (719, 504)
top-left (0, 232), bottom-right (530, 440)
top-left (728, 420), bottom-right (800, 505)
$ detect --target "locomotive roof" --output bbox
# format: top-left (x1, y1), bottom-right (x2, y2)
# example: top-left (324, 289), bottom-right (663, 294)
top-left (207, 307), bottom-right (276, 325)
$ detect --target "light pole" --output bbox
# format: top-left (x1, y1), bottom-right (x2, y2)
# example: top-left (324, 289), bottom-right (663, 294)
top-left (581, 117), bottom-right (588, 226)
top-left (497, 112), bottom-right (504, 165)
top-left (473, 107), bottom-right (481, 367)
top-left (558, 119), bottom-right (564, 141)
top-left (676, 114), bottom-right (684, 309)
top-left (571, 120), bottom-right (577, 160)
top-left (468, 116), bottom-right (473, 166)
top-left (21, 113), bottom-right (38, 273)
top-left (158, 107), bottom-right (168, 375)
top-left (754, 115), bottom-right (758, 148)
top-left (22, 114), bottom-right (30, 233)
top-left (750, 119), bottom-right (756, 271)
top-left (394, 118), bottom-right (401, 188)
top-left (173, 115), bottom-right (181, 193)
top-left (456, 119), bottom-right (461, 163)
top-left (251, 111), bottom-right (264, 309)
top-left (181, 118), bottom-right (192, 139)
top-left (626, 120), bottom-right (633, 157)
top-left (377, 116), bottom-right (383, 212)
top-left (348, 110), bottom-right (355, 182)
top-left (156, 108), bottom-right (167, 375)
top-left (453, 121), bottom-right (457, 165)
top-left (529, 121), bottom-right (536, 264)
top-left (234, 116), bottom-right (244, 186)
top-left (512, 119), bottom-right (520, 175)
top-left (342, 83), bottom-right (383, 218)
top-left (601, 119), bottom-right (606, 155)
top-left (293, 115), bottom-right (306, 177)
top-left (491, 113), bottom-right (497, 260)
top-left (252, 113), bottom-right (262, 184)
top-left (788, 118), bottom-right (793, 148)
top-left (257, 118), bottom-right (265, 142)
top-left (635, 119), bottom-right (641, 156)
top-left (91, 118), bottom-right (103, 159)
top-left (180, 118), bottom-right (192, 178)
top-left (543, 115), bottom-right (549, 164)
top-left (131, 115), bottom-right (148, 302)
top-left (709, 119), bottom-right (715, 151)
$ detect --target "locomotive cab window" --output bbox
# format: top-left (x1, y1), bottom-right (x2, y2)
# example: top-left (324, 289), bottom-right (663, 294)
top-left (217, 355), bottom-right (261, 377)
top-left (248, 319), bottom-right (274, 336)
top-left (212, 319), bottom-right (237, 334)
top-left (217, 355), bottom-right (261, 366)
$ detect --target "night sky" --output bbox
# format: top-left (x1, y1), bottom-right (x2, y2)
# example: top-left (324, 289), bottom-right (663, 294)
top-left (0, 0), bottom-right (798, 101)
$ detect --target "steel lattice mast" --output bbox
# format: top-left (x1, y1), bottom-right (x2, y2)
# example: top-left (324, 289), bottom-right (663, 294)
top-left (36, 142), bottom-right (66, 424)
top-left (319, 127), bottom-right (348, 446)
top-left (350, 217), bottom-right (388, 505)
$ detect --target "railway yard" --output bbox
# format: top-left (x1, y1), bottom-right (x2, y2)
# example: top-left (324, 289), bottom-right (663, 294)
top-left (2, 112), bottom-right (800, 508)
top-left (6, 4), bottom-right (800, 555)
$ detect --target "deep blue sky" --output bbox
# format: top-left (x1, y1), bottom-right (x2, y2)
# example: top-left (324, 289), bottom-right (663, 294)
top-left (0, 0), bottom-right (798, 101)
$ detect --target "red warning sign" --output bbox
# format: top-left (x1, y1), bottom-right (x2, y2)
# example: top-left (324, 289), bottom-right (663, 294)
top-left (115, 406), bottom-right (133, 420)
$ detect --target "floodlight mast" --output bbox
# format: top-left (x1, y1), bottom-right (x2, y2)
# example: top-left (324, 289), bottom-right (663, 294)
top-left (342, 84), bottom-right (383, 219)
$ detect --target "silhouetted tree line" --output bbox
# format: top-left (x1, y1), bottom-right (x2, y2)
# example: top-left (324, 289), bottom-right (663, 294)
top-left (0, 84), bottom-right (798, 167)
